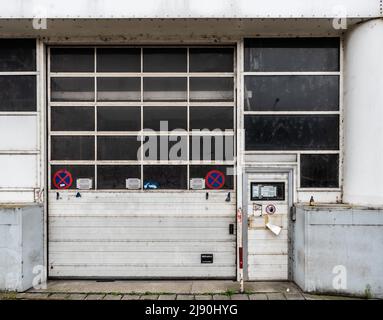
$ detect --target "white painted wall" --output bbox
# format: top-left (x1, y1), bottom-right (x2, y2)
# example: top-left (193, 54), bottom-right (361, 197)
top-left (0, 0), bottom-right (379, 19)
top-left (0, 155), bottom-right (38, 189)
top-left (0, 116), bottom-right (37, 151)
top-left (0, 113), bottom-right (40, 201)
top-left (343, 19), bottom-right (383, 206)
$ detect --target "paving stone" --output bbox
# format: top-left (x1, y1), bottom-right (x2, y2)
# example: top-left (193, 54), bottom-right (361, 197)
top-left (140, 295), bottom-right (159, 300)
top-left (66, 294), bottom-right (87, 300)
top-left (302, 293), bottom-right (326, 300)
top-left (0, 293), bottom-right (17, 300)
top-left (230, 294), bottom-right (249, 300)
top-left (85, 294), bottom-right (105, 300)
top-left (267, 293), bottom-right (286, 300)
top-left (195, 295), bottom-right (213, 300)
top-left (285, 293), bottom-right (305, 300)
top-left (103, 294), bottom-right (123, 300)
top-left (158, 295), bottom-right (176, 300)
top-left (16, 293), bottom-right (50, 300)
top-left (48, 293), bottom-right (69, 300)
top-left (249, 293), bottom-right (268, 300)
top-left (177, 295), bottom-right (195, 300)
top-left (122, 295), bottom-right (141, 300)
top-left (213, 295), bottom-right (230, 300)
top-left (244, 281), bottom-right (301, 294)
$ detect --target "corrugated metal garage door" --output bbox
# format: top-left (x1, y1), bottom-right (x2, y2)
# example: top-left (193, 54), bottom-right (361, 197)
top-left (49, 192), bottom-right (236, 278)
top-left (47, 45), bottom-right (237, 278)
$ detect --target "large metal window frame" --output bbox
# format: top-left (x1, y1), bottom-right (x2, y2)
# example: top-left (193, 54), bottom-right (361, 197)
top-left (47, 45), bottom-right (237, 191)
top-left (0, 39), bottom-right (38, 116)
top-left (242, 37), bottom-right (343, 192)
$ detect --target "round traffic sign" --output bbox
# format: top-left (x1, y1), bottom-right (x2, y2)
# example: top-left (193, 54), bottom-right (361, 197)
top-left (53, 169), bottom-right (73, 189)
top-left (205, 170), bottom-right (225, 189)
top-left (265, 204), bottom-right (276, 215)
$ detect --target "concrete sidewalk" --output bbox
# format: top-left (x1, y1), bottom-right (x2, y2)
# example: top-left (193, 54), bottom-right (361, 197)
top-left (1, 281), bottom-right (363, 300)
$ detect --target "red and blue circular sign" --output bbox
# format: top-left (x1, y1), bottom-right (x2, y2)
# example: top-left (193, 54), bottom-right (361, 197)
top-left (205, 170), bottom-right (225, 189)
top-left (53, 169), bottom-right (73, 189)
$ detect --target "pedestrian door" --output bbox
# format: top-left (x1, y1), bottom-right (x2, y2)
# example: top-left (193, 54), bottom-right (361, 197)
top-left (244, 171), bottom-right (290, 280)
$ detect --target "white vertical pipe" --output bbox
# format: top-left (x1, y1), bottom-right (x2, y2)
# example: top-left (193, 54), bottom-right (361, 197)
top-left (343, 19), bottom-right (383, 206)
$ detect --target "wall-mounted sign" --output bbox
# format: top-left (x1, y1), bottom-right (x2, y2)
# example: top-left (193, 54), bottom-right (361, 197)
top-left (126, 178), bottom-right (141, 190)
top-left (265, 204), bottom-right (276, 215)
top-left (76, 178), bottom-right (93, 190)
top-left (250, 182), bottom-right (285, 201)
top-left (201, 254), bottom-right (214, 264)
top-left (53, 169), bottom-right (73, 189)
top-left (190, 178), bottom-right (205, 190)
top-left (205, 170), bottom-right (225, 189)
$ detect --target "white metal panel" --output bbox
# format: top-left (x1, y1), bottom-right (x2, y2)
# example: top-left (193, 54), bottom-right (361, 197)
top-left (0, 116), bottom-right (38, 151)
top-left (0, 191), bottom-right (35, 203)
top-left (49, 192), bottom-right (236, 278)
top-left (0, 155), bottom-right (38, 188)
top-left (0, 0), bottom-right (379, 18)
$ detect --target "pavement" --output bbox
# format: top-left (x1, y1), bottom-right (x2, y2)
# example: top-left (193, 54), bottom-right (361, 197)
top-left (0, 281), bottom-right (364, 300)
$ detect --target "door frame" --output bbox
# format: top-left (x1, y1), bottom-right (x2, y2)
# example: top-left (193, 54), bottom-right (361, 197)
top-left (242, 167), bottom-right (294, 281)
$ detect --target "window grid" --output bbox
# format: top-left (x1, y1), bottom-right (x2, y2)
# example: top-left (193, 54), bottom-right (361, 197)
top-left (48, 46), bottom-right (236, 191)
top-left (0, 39), bottom-right (38, 114)
top-left (242, 38), bottom-right (342, 190)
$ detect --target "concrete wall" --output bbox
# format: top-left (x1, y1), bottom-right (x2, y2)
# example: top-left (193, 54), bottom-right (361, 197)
top-left (0, 0), bottom-right (379, 19)
top-left (343, 19), bottom-right (383, 206)
top-left (292, 205), bottom-right (383, 298)
top-left (0, 205), bottom-right (44, 292)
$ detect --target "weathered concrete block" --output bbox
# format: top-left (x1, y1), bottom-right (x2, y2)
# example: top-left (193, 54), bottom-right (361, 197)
top-left (292, 204), bottom-right (383, 298)
top-left (0, 204), bottom-right (44, 292)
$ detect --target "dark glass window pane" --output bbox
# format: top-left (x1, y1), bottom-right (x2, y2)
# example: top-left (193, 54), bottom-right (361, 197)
top-left (51, 77), bottom-right (94, 102)
top-left (143, 48), bottom-right (187, 72)
top-left (97, 165), bottom-right (141, 189)
top-left (244, 38), bottom-right (340, 72)
top-left (97, 136), bottom-right (141, 160)
top-left (50, 48), bottom-right (94, 72)
top-left (0, 75), bottom-right (36, 111)
top-left (143, 165), bottom-right (187, 189)
top-left (189, 165), bottom-right (234, 190)
top-left (97, 106), bottom-right (141, 131)
top-left (190, 136), bottom-right (234, 161)
top-left (190, 77), bottom-right (234, 102)
top-left (97, 48), bottom-right (141, 72)
top-left (190, 107), bottom-right (234, 130)
top-left (244, 115), bottom-right (339, 151)
top-left (143, 77), bottom-right (187, 101)
top-left (51, 136), bottom-right (94, 160)
top-left (51, 165), bottom-right (94, 190)
top-left (244, 75), bottom-right (339, 111)
top-left (143, 106), bottom-right (187, 131)
top-left (51, 106), bottom-right (94, 131)
top-left (300, 154), bottom-right (339, 188)
top-left (0, 39), bottom-right (36, 71)
top-left (97, 77), bottom-right (140, 101)
top-left (142, 135), bottom-right (187, 161)
top-left (189, 48), bottom-right (234, 72)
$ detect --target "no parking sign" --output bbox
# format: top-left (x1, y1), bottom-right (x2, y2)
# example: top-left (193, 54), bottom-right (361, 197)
top-left (205, 170), bottom-right (225, 189)
top-left (53, 169), bottom-right (73, 189)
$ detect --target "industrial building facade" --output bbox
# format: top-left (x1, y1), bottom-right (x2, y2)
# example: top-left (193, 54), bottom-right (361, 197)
top-left (0, 0), bottom-right (382, 297)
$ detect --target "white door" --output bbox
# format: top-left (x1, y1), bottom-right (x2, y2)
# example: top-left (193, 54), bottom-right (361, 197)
top-left (245, 172), bottom-right (290, 280)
